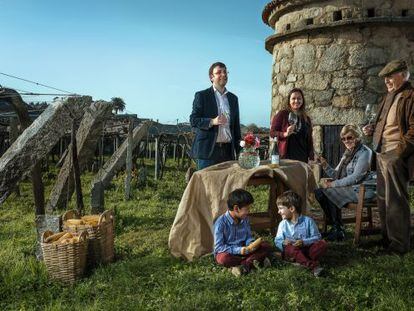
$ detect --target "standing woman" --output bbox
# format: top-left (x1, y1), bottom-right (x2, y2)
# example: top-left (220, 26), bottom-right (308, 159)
top-left (270, 88), bottom-right (314, 163)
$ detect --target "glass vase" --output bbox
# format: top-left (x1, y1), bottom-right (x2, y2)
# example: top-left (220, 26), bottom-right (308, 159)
top-left (238, 148), bottom-right (260, 169)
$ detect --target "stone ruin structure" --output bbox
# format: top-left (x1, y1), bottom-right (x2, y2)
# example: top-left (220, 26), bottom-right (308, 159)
top-left (262, 0), bottom-right (414, 158)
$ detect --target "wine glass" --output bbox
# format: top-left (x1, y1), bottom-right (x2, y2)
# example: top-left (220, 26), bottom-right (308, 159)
top-left (364, 104), bottom-right (377, 124)
top-left (221, 108), bottom-right (230, 124)
top-left (288, 112), bottom-right (298, 133)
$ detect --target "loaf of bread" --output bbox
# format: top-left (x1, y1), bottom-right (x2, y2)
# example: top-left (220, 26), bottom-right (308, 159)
top-left (81, 215), bottom-right (100, 226)
top-left (65, 219), bottom-right (84, 225)
top-left (44, 232), bottom-right (66, 243)
top-left (56, 232), bottom-right (73, 244)
top-left (246, 237), bottom-right (262, 252)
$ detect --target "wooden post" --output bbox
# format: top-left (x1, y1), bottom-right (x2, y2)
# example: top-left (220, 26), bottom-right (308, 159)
top-left (149, 142), bottom-right (152, 160)
top-left (146, 134), bottom-right (149, 159)
top-left (71, 119), bottom-right (84, 215)
top-left (162, 144), bottom-right (167, 166)
top-left (59, 138), bottom-right (63, 157)
top-left (32, 163), bottom-right (45, 215)
top-left (91, 181), bottom-right (104, 213)
top-left (173, 143), bottom-right (176, 161)
top-left (9, 117), bottom-right (19, 143)
top-left (181, 144), bottom-right (185, 160)
top-left (125, 119), bottom-right (133, 200)
top-left (0, 133), bottom-right (4, 156)
top-left (99, 135), bottom-right (104, 168)
top-left (154, 138), bottom-right (159, 180)
top-left (9, 117), bottom-right (20, 197)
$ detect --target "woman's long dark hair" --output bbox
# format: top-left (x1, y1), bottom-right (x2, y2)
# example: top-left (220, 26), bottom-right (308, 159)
top-left (285, 88), bottom-right (309, 122)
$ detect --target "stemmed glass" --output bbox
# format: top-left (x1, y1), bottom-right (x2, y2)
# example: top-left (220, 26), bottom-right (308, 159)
top-left (364, 104), bottom-right (377, 124)
top-left (222, 111), bottom-right (230, 121)
top-left (288, 112), bottom-right (298, 133)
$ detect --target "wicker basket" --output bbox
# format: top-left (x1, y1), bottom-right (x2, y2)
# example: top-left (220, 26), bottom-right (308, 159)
top-left (62, 210), bottom-right (115, 266)
top-left (41, 230), bottom-right (88, 284)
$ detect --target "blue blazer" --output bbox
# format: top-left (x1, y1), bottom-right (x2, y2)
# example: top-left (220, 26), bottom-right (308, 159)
top-left (190, 86), bottom-right (241, 160)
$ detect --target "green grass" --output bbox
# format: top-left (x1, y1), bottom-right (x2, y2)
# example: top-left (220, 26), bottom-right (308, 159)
top-left (1, 161), bottom-right (414, 310)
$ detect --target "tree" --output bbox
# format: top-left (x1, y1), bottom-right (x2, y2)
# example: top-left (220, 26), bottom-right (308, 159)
top-left (245, 123), bottom-right (260, 133)
top-left (28, 101), bottom-right (49, 110)
top-left (111, 97), bottom-right (126, 114)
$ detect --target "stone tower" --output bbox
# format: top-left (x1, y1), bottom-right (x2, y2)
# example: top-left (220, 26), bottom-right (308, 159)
top-left (262, 0), bottom-right (414, 156)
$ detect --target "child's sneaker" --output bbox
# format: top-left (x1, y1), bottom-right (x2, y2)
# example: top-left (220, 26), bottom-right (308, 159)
top-left (313, 266), bottom-right (324, 277)
top-left (263, 257), bottom-right (272, 268)
top-left (230, 265), bottom-right (248, 277)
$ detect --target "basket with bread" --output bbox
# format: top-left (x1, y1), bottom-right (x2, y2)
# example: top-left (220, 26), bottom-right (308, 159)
top-left (41, 230), bottom-right (88, 284)
top-left (62, 209), bottom-right (115, 266)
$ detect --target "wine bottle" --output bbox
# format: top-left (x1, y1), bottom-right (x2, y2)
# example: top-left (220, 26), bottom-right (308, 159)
top-left (270, 137), bottom-right (280, 167)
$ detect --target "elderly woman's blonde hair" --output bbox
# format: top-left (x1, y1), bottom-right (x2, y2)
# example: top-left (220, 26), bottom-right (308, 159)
top-left (340, 124), bottom-right (362, 141)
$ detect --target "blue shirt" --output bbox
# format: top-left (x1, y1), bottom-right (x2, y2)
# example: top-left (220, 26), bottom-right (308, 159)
top-left (214, 211), bottom-right (255, 255)
top-left (274, 215), bottom-right (321, 252)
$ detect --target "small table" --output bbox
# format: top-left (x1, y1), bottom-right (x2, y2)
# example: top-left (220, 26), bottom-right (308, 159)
top-left (247, 174), bottom-right (283, 235)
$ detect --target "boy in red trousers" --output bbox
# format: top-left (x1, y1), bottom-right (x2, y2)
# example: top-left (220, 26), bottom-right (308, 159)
top-left (275, 190), bottom-right (327, 277)
top-left (214, 189), bottom-right (272, 276)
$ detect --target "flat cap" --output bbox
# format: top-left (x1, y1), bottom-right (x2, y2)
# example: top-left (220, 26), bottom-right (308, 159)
top-left (378, 59), bottom-right (408, 77)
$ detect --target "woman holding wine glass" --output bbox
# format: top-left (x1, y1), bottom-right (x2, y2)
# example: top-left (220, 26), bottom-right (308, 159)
top-left (270, 88), bottom-right (314, 163)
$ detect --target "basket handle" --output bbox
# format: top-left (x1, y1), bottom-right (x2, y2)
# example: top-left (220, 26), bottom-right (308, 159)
top-left (78, 230), bottom-right (88, 242)
top-left (99, 210), bottom-right (114, 225)
top-left (62, 209), bottom-right (80, 221)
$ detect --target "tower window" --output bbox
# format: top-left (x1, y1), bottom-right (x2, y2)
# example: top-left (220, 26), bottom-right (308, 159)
top-left (333, 10), bottom-right (342, 21)
top-left (306, 18), bottom-right (314, 25)
top-left (402, 9), bottom-right (408, 17)
top-left (367, 8), bottom-right (375, 17)
top-left (286, 23), bottom-right (291, 31)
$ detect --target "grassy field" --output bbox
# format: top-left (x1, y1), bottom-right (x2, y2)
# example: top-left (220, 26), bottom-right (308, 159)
top-left (1, 161), bottom-right (414, 310)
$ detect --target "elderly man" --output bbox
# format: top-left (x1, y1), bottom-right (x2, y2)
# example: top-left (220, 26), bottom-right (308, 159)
top-left (190, 62), bottom-right (241, 170)
top-left (363, 59), bottom-right (414, 254)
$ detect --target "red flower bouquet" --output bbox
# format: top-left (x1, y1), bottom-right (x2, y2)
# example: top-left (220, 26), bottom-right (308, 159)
top-left (240, 132), bottom-right (260, 149)
top-left (239, 132), bottom-right (260, 169)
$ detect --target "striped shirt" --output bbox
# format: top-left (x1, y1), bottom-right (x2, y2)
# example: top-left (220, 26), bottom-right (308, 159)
top-left (214, 211), bottom-right (255, 255)
top-left (274, 215), bottom-right (321, 252)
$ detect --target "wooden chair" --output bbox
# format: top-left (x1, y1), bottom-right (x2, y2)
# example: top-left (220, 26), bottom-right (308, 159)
top-left (324, 183), bottom-right (378, 245)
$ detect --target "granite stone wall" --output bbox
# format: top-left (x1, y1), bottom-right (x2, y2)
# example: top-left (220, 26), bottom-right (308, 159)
top-left (271, 27), bottom-right (414, 124)
top-left (264, 0), bottom-right (414, 153)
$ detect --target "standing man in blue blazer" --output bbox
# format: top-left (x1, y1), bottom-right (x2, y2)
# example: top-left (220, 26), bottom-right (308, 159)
top-left (190, 62), bottom-right (241, 170)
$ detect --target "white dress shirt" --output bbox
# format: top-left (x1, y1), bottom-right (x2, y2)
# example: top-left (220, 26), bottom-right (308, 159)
top-left (213, 86), bottom-right (232, 143)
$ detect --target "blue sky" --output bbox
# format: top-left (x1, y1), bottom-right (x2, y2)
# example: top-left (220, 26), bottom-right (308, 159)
top-left (0, 0), bottom-right (273, 126)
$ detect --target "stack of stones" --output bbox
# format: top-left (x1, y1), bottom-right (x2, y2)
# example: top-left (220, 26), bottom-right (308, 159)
top-left (263, 0), bottom-right (414, 153)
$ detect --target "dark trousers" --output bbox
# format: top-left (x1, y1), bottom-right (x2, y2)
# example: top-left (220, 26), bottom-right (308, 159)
top-left (377, 151), bottom-right (411, 253)
top-left (314, 188), bottom-right (342, 227)
top-left (197, 143), bottom-right (233, 170)
top-left (215, 242), bottom-right (272, 270)
top-left (283, 240), bottom-right (327, 269)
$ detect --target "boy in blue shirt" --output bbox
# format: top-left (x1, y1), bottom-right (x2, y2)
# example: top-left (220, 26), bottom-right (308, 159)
top-left (214, 189), bottom-right (272, 276)
top-left (275, 190), bottom-right (327, 277)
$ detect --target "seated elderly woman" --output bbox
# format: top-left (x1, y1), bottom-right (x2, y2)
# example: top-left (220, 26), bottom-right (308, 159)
top-left (314, 124), bottom-right (374, 241)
